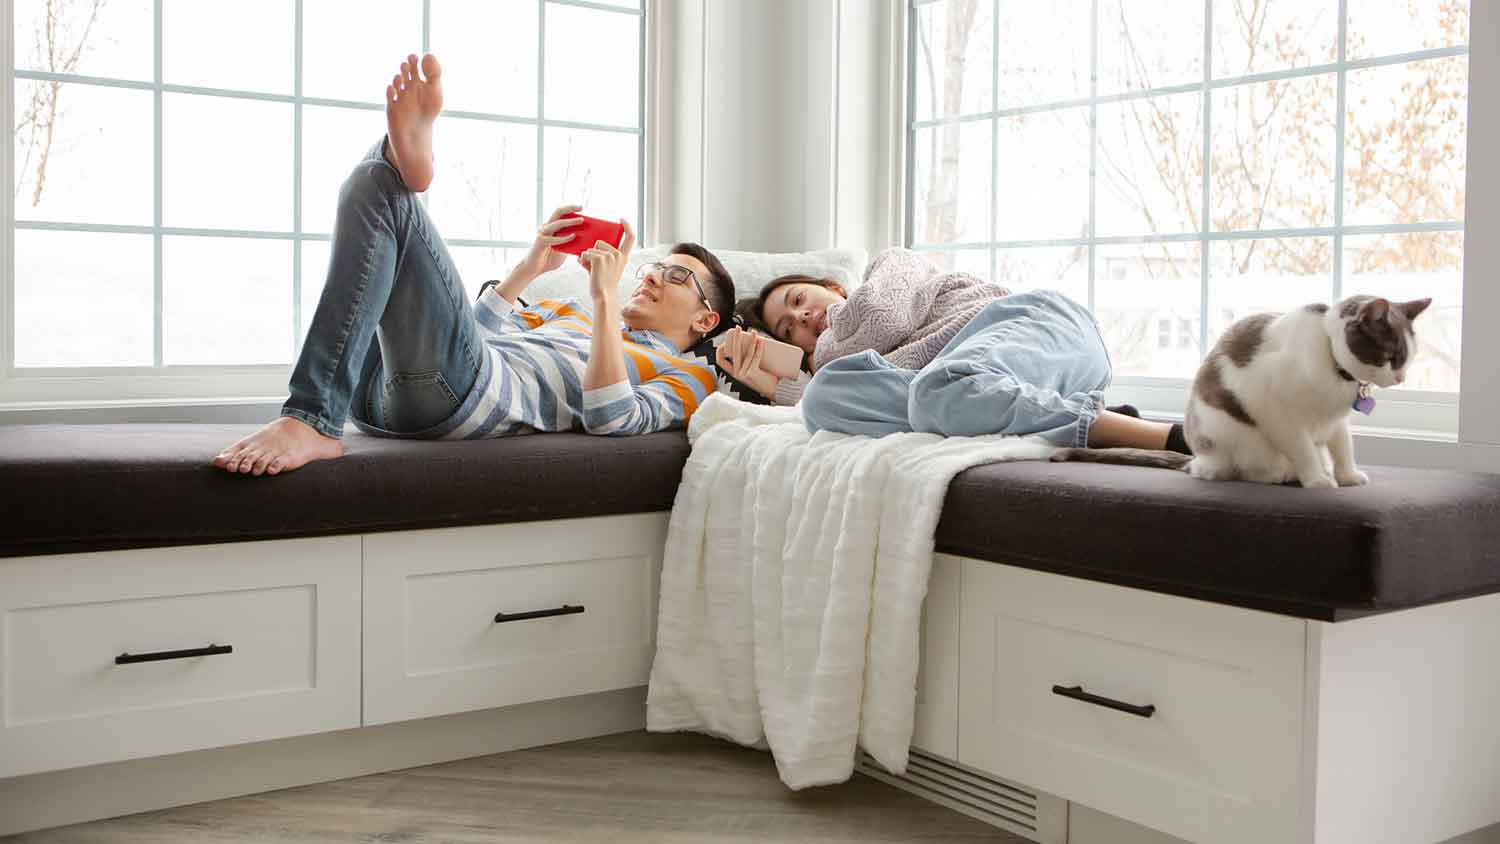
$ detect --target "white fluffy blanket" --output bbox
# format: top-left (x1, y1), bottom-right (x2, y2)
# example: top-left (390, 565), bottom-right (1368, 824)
top-left (646, 393), bottom-right (1057, 788)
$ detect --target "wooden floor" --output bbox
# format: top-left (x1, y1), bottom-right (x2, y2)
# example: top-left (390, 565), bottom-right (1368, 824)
top-left (3, 731), bottom-right (1028, 843)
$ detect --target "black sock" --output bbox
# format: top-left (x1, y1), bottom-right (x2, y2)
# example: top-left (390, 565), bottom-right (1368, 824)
top-left (1106, 403), bottom-right (1141, 419)
top-left (1165, 423), bottom-right (1193, 455)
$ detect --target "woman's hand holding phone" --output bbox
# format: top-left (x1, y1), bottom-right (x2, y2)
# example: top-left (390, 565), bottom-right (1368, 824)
top-left (716, 327), bottom-right (783, 400)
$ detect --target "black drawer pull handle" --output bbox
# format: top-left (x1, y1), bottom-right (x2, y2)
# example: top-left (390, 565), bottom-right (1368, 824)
top-left (494, 604), bottom-right (585, 624)
top-left (1051, 684), bottom-right (1156, 718)
top-left (116, 644), bottom-right (233, 665)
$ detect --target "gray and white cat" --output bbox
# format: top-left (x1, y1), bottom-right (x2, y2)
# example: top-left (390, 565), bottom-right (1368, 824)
top-left (1054, 295), bottom-right (1432, 487)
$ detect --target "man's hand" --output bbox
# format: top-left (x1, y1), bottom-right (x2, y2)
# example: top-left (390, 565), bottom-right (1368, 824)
top-left (715, 327), bottom-right (782, 399)
top-left (579, 220), bottom-right (636, 304)
top-left (517, 204), bottom-right (585, 278)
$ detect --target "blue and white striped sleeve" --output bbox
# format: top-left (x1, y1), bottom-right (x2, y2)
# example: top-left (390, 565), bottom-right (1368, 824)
top-left (581, 371), bottom-right (709, 436)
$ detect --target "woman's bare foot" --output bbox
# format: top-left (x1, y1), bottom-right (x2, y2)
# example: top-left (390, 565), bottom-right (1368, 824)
top-left (212, 416), bottom-right (345, 477)
top-left (385, 53), bottom-right (442, 192)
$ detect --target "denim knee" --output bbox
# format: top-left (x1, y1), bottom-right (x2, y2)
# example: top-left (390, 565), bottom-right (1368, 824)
top-left (907, 366), bottom-right (966, 435)
top-left (800, 375), bottom-right (836, 434)
top-left (337, 159), bottom-right (407, 216)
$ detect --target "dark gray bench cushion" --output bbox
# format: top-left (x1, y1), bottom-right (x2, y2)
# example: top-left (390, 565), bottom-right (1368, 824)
top-left (4, 423), bottom-right (1499, 621)
top-left (2, 424), bottom-right (689, 559)
top-left (937, 460), bottom-right (1500, 620)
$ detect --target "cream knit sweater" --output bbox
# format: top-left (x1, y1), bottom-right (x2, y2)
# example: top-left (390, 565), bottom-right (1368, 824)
top-left (772, 247), bottom-right (1011, 406)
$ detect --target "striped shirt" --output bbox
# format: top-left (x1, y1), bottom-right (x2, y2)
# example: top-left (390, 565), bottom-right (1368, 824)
top-left (351, 291), bottom-right (718, 439)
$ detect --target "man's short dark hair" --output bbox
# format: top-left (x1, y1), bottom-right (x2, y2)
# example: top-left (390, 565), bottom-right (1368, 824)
top-left (670, 242), bottom-right (735, 341)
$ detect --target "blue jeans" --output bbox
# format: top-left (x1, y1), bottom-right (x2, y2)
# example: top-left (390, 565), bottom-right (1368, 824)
top-left (800, 290), bottom-right (1111, 447)
top-left (281, 138), bottom-right (482, 438)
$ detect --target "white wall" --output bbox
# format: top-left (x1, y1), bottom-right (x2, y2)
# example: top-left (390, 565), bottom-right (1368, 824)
top-left (650, 0), bottom-right (899, 254)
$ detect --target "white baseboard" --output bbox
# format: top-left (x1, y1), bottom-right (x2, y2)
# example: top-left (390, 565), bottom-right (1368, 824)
top-left (0, 685), bottom-right (647, 838)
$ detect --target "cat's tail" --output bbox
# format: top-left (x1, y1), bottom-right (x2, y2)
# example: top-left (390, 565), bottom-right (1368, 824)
top-left (1049, 447), bottom-right (1192, 471)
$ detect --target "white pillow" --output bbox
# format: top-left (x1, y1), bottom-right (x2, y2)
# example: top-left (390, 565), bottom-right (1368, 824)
top-left (521, 244), bottom-right (867, 305)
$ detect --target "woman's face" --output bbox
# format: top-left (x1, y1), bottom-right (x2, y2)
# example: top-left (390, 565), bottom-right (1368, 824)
top-left (762, 282), bottom-right (847, 355)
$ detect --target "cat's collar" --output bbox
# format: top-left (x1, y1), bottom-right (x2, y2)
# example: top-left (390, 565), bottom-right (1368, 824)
top-left (1336, 366), bottom-right (1377, 414)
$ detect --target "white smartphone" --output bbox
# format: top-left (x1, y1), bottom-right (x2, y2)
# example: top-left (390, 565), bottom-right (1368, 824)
top-left (717, 330), bottom-right (805, 380)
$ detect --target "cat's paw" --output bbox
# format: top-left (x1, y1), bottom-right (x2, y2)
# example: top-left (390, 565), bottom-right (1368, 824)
top-left (1335, 469), bottom-right (1370, 487)
top-left (1299, 473), bottom-right (1338, 489)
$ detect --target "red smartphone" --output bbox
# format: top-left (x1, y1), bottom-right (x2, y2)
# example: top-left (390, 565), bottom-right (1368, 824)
top-left (552, 212), bottom-right (625, 256)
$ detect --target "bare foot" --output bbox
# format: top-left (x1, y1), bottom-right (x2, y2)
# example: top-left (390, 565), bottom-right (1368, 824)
top-left (385, 52), bottom-right (442, 192)
top-left (212, 416), bottom-right (345, 477)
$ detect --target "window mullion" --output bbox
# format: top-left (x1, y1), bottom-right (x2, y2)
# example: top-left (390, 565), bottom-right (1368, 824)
top-left (1198, 0), bottom-right (1212, 359)
top-left (1333, 0), bottom-right (1349, 303)
top-left (537, 0), bottom-right (547, 229)
top-left (1087, 0), bottom-right (1098, 313)
top-left (1, 0), bottom-right (13, 377)
top-left (990, 0), bottom-right (999, 285)
top-left (153, 0), bottom-right (164, 369)
top-left (292, 0), bottom-right (304, 358)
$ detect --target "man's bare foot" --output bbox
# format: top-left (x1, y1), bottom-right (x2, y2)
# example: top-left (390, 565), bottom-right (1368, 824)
top-left (385, 52), bottom-right (442, 192)
top-left (212, 416), bottom-right (345, 477)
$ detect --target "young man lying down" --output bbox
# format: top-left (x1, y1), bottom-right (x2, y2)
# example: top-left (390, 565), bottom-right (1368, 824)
top-left (214, 53), bottom-right (735, 477)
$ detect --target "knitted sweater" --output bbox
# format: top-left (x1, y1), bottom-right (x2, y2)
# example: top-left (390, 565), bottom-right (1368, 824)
top-left (770, 248), bottom-right (1010, 405)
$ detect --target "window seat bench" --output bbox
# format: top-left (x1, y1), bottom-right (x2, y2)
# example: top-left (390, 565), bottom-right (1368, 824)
top-left (3, 422), bottom-right (1500, 844)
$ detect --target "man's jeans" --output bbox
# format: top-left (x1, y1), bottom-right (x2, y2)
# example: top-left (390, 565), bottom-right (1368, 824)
top-left (281, 138), bottom-right (483, 438)
top-left (799, 290), bottom-right (1112, 447)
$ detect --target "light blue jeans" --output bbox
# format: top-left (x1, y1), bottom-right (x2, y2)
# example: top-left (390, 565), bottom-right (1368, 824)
top-left (281, 138), bottom-right (483, 438)
top-left (800, 290), bottom-right (1111, 447)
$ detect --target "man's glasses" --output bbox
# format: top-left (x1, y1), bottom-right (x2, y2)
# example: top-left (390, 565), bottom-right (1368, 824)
top-left (636, 262), bottom-right (713, 312)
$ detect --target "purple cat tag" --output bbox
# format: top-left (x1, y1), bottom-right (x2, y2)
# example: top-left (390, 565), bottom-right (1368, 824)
top-left (1353, 383), bottom-right (1375, 415)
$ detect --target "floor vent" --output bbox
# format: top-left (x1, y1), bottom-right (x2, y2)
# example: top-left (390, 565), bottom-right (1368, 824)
top-left (856, 748), bottom-right (1067, 843)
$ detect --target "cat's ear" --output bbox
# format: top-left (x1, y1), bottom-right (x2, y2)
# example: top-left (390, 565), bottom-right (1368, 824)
top-left (1401, 298), bottom-right (1433, 321)
top-left (1360, 297), bottom-right (1391, 323)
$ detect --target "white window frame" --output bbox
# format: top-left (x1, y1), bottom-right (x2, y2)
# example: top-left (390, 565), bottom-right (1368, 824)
top-left (0, 0), bottom-right (648, 411)
top-left (903, 0), bottom-right (1470, 436)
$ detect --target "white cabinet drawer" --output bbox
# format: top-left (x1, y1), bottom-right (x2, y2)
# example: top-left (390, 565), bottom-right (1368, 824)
top-left (362, 514), bottom-right (665, 725)
top-left (0, 537), bottom-right (362, 778)
top-left (957, 559), bottom-right (1307, 844)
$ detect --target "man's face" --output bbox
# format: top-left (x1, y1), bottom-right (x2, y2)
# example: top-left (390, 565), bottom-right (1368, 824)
top-left (620, 253), bottom-right (717, 341)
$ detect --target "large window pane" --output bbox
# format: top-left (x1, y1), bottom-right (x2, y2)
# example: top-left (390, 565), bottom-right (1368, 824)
top-left (163, 0), bottom-right (293, 94)
top-left (996, 108), bottom-right (1089, 241)
top-left (163, 94), bottom-right (292, 231)
top-left (994, 246), bottom-right (1089, 306)
top-left (913, 0), bottom-right (994, 122)
top-left (542, 128), bottom-right (637, 226)
top-left (14, 81), bottom-right (153, 225)
top-left (14, 230), bottom-right (154, 367)
top-left (424, 118), bottom-right (539, 242)
top-left (915, 248), bottom-right (990, 278)
top-left (446, 245), bottom-right (519, 302)
top-left (1212, 0), bottom-right (1337, 78)
top-left (1344, 57), bottom-right (1468, 226)
top-left (303, 0), bottom-right (422, 104)
top-left (1095, 92), bottom-right (1204, 237)
top-left (430, 0), bottom-right (537, 117)
top-left (14, 0), bottom-right (153, 81)
top-left (544, 4), bottom-right (639, 128)
top-left (1347, 0), bottom-right (1469, 61)
top-left (302, 106), bottom-right (387, 235)
top-left (1207, 237), bottom-right (1332, 350)
top-left (1343, 231), bottom-right (1462, 391)
top-left (912, 121), bottom-right (992, 246)
top-left (1097, 0), bottom-right (1204, 95)
top-left (164, 237), bottom-right (293, 365)
top-left (997, 0), bottom-right (1089, 108)
top-left (1211, 75), bottom-right (1336, 231)
top-left (1095, 242), bottom-right (1203, 378)
top-left (298, 240), bottom-right (332, 349)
